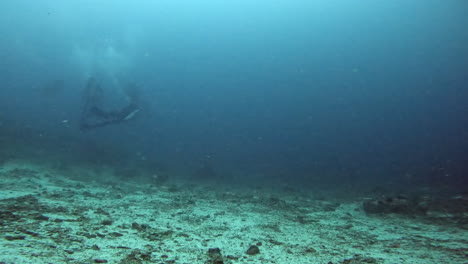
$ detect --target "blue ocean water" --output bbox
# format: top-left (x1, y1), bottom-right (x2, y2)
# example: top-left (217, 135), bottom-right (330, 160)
top-left (0, 0), bottom-right (467, 193)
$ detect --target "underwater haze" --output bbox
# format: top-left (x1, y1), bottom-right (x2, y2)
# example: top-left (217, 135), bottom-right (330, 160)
top-left (1, 0), bottom-right (467, 192)
top-left (2, 1), bottom-right (468, 263)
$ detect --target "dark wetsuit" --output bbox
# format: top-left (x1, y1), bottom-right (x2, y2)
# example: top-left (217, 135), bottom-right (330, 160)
top-left (80, 77), bottom-right (140, 131)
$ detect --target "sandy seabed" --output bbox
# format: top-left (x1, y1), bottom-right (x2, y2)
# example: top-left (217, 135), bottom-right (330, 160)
top-left (0, 161), bottom-right (467, 264)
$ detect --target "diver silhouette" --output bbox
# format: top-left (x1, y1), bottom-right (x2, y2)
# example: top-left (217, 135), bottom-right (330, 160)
top-left (79, 77), bottom-right (140, 131)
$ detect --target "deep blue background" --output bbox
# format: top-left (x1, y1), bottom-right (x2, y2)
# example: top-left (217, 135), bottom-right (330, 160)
top-left (1, 1), bottom-right (467, 191)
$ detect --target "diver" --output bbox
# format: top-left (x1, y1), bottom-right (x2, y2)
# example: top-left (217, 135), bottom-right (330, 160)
top-left (79, 77), bottom-right (141, 131)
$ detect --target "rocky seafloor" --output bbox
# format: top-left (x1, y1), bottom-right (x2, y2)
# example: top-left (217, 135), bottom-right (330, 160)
top-left (1, 161), bottom-right (467, 264)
